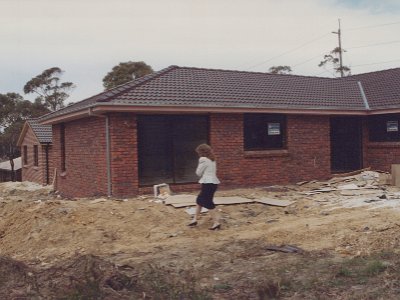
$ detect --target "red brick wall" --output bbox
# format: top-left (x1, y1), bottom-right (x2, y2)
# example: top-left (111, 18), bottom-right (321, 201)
top-left (109, 113), bottom-right (138, 197)
top-left (210, 114), bottom-right (331, 189)
top-left (53, 117), bottom-right (108, 198)
top-left (20, 126), bottom-right (53, 185)
top-left (53, 113), bottom-right (333, 198)
top-left (365, 142), bottom-right (400, 172)
top-left (361, 118), bottom-right (400, 172)
top-left (286, 115), bottom-right (331, 182)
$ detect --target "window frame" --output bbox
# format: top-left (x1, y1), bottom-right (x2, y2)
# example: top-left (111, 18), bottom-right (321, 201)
top-left (33, 145), bottom-right (39, 167)
top-left (368, 114), bottom-right (400, 142)
top-left (243, 113), bottom-right (287, 151)
top-left (23, 145), bottom-right (28, 165)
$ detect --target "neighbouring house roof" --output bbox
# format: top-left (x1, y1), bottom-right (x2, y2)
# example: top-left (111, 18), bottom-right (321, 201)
top-left (0, 157), bottom-right (21, 171)
top-left (39, 66), bottom-right (400, 124)
top-left (346, 68), bottom-right (400, 110)
top-left (17, 118), bottom-right (52, 147)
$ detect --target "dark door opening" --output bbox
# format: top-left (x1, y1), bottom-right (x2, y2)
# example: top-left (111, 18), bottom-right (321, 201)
top-left (138, 115), bottom-right (209, 185)
top-left (330, 117), bottom-right (362, 173)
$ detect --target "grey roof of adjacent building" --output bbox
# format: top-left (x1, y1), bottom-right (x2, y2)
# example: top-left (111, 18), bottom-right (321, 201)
top-left (27, 119), bottom-right (52, 143)
top-left (39, 66), bottom-right (400, 123)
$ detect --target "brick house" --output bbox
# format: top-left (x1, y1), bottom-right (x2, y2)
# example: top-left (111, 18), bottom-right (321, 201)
top-left (17, 119), bottom-right (53, 185)
top-left (39, 66), bottom-right (400, 198)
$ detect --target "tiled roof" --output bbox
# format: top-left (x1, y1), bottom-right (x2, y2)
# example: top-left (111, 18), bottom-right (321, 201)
top-left (347, 68), bottom-right (400, 109)
top-left (39, 67), bottom-right (177, 121)
top-left (40, 66), bottom-right (400, 123)
top-left (109, 67), bottom-right (366, 110)
top-left (27, 119), bottom-right (52, 143)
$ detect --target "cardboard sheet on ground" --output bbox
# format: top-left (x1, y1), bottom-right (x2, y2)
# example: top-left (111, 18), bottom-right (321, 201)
top-left (169, 196), bottom-right (254, 208)
top-left (254, 197), bottom-right (295, 207)
top-left (338, 183), bottom-right (360, 190)
top-left (166, 195), bottom-right (293, 208)
top-left (164, 194), bottom-right (196, 205)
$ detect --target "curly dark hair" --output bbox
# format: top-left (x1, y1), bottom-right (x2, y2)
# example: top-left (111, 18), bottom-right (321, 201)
top-left (195, 144), bottom-right (216, 161)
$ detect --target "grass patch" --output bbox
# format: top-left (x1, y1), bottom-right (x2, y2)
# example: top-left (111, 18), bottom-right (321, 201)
top-left (253, 251), bottom-right (400, 299)
top-left (363, 260), bottom-right (387, 276)
top-left (213, 283), bottom-right (232, 291)
top-left (137, 264), bottom-right (211, 300)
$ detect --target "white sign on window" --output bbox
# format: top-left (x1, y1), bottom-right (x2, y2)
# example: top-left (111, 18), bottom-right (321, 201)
top-left (387, 121), bottom-right (398, 132)
top-left (268, 123), bottom-right (281, 135)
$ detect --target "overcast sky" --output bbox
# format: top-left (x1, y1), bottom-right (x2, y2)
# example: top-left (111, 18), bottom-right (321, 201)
top-left (1, 0), bottom-right (399, 104)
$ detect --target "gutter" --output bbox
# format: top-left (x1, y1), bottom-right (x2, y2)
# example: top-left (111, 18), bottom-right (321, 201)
top-left (88, 108), bottom-right (112, 197)
top-left (45, 143), bottom-right (50, 185)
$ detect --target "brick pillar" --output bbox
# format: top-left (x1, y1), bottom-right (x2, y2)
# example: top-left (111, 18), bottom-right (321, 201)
top-left (209, 113), bottom-right (244, 187)
top-left (287, 115), bottom-right (331, 182)
top-left (109, 113), bottom-right (138, 197)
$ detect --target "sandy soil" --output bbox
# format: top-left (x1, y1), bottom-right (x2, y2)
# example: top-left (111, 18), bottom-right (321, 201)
top-left (1, 172), bottom-right (400, 298)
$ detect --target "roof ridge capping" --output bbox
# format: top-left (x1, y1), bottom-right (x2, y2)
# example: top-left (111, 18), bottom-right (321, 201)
top-left (96, 65), bottom-right (179, 102)
top-left (175, 65), bottom-right (361, 80)
top-left (347, 67), bottom-right (400, 77)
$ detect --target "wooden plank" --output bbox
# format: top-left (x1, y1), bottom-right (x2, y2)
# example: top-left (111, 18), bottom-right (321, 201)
top-left (391, 164), bottom-right (400, 187)
top-left (255, 197), bottom-right (295, 207)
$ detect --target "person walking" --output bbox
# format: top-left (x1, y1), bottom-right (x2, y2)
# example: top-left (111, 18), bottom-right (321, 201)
top-left (188, 144), bottom-right (221, 230)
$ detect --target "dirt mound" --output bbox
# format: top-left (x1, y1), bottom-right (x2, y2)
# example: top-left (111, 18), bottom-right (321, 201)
top-left (1, 173), bottom-right (400, 298)
top-left (0, 254), bottom-right (137, 299)
top-left (0, 256), bottom-right (37, 299)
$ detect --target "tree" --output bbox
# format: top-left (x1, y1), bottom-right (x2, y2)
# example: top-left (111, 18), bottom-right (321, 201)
top-left (269, 66), bottom-right (292, 75)
top-left (23, 67), bottom-right (75, 111)
top-left (102, 61), bottom-right (154, 90)
top-left (0, 93), bottom-right (49, 165)
top-left (318, 47), bottom-right (351, 77)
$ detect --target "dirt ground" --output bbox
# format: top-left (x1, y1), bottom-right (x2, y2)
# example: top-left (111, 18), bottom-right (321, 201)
top-left (1, 172), bottom-right (400, 299)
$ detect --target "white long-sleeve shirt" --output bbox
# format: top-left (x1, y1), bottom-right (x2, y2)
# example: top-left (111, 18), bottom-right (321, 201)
top-left (195, 157), bottom-right (220, 184)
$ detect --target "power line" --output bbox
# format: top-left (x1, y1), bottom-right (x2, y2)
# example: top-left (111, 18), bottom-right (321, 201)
top-left (294, 40), bottom-right (400, 69)
top-left (245, 32), bottom-right (331, 71)
top-left (352, 59), bottom-right (400, 68)
top-left (347, 21), bottom-right (400, 31)
top-left (347, 40), bottom-right (400, 49)
top-left (243, 20), bottom-right (400, 73)
top-left (293, 53), bottom-right (324, 67)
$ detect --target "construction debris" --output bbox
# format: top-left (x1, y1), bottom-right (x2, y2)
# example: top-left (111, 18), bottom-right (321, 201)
top-left (153, 183), bottom-right (171, 200)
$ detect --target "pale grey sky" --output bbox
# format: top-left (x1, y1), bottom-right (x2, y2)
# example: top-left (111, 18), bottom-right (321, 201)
top-left (1, 0), bottom-right (399, 104)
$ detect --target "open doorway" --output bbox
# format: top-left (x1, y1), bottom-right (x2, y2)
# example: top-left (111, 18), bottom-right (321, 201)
top-left (330, 117), bottom-right (362, 173)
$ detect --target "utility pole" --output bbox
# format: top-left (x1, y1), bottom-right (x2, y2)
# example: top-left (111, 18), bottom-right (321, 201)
top-left (332, 19), bottom-right (344, 77)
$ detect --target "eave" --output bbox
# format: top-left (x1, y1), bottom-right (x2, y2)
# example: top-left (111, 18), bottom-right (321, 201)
top-left (40, 104), bottom-right (373, 125)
